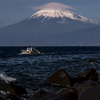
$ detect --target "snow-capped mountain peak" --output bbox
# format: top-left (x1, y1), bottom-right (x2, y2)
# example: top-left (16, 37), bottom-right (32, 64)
top-left (28, 8), bottom-right (96, 24)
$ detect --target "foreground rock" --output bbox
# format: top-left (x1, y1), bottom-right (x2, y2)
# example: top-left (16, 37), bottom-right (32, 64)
top-left (57, 87), bottom-right (78, 100)
top-left (43, 69), bottom-right (76, 87)
top-left (88, 59), bottom-right (99, 65)
top-left (73, 82), bottom-right (83, 91)
top-left (0, 83), bottom-right (27, 96)
top-left (78, 85), bottom-right (100, 100)
top-left (6, 94), bottom-right (20, 100)
top-left (77, 80), bottom-right (99, 97)
top-left (60, 92), bottom-right (77, 100)
top-left (0, 68), bottom-right (99, 100)
top-left (76, 68), bottom-right (98, 82)
top-left (0, 96), bottom-right (6, 100)
top-left (28, 90), bottom-right (60, 100)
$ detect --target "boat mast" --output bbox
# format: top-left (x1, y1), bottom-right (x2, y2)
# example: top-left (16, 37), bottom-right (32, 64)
top-left (34, 37), bottom-right (36, 48)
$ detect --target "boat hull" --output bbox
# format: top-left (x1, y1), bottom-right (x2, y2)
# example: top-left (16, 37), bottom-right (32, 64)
top-left (21, 50), bottom-right (40, 54)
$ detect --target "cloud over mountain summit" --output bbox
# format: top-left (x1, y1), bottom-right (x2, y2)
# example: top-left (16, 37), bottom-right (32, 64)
top-left (30, 2), bottom-right (74, 10)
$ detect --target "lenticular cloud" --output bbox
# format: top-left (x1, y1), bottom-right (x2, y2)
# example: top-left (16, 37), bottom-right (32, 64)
top-left (32, 2), bottom-right (74, 10)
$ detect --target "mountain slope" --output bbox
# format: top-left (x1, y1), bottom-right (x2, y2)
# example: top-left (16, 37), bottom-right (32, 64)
top-left (0, 8), bottom-right (99, 46)
top-left (41, 25), bottom-right (100, 46)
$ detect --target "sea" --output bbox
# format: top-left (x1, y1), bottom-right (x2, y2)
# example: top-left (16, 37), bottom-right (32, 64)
top-left (0, 46), bottom-right (100, 99)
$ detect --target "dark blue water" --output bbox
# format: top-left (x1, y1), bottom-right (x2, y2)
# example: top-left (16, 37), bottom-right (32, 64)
top-left (0, 46), bottom-right (100, 94)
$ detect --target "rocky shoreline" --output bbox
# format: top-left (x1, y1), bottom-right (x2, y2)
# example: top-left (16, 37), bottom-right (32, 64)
top-left (0, 62), bottom-right (100, 100)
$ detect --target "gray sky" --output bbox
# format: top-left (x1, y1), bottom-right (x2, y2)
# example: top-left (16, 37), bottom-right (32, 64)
top-left (0, 0), bottom-right (100, 28)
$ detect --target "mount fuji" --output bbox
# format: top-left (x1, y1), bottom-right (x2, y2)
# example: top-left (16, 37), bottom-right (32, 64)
top-left (29, 8), bottom-right (96, 24)
top-left (0, 5), bottom-right (99, 46)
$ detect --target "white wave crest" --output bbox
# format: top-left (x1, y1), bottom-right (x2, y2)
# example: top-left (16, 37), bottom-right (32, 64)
top-left (0, 72), bottom-right (16, 83)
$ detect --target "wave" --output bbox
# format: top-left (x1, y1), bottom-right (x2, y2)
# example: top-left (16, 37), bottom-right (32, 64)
top-left (0, 72), bottom-right (16, 83)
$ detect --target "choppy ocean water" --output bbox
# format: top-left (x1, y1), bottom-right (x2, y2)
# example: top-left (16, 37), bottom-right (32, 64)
top-left (0, 46), bottom-right (100, 97)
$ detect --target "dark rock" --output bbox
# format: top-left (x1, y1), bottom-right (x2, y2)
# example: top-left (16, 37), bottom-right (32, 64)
top-left (78, 85), bottom-right (100, 100)
top-left (6, 94), bottom-right (20, 100)
top-left (0, 96), bottom-right (6, 100)
top-left (60, 92), bottom-right (78, 100)
top-left (43, 69), bottom-right (75, 87)
top-left (76, 68), bottom-right (98, 82)
top-left (88, 74), bottom-right (98, 81)
top-left (88, 59), bottom-right (99, 65)
top-left (77, 80), bottom-right (99, 97)
top-left (57, 87), bottom-right (77, 97)
top-left (28, 90), bottom-right (60, 100)
top-left (98, 78), bottom-right (100, 83)
top-left (57, 87), bottom-right (78, 100)
top-left (73, 82), bottom-right (83, 91)
top-left (0, 83), bottom-right (27, 96)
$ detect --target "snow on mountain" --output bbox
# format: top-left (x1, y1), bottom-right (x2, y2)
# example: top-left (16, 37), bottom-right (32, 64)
top-left (28, 8), bottom-right (97, 24)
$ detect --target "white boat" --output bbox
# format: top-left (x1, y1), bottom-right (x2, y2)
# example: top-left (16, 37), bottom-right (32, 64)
top-left (21, 46), bottom-right (40, 54)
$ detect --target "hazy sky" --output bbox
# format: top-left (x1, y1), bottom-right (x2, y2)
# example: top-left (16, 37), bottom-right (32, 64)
top-left (0, 0), bottom-right (100, 28)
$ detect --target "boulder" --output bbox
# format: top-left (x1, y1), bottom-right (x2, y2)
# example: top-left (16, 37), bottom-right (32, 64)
top-left (28, 90), bottom-right (60, 100)
top-left (77, 80), bottom-right (99, 97)
top-left (88, 59), bottom-right (99, 65)
top-left (0, 96), bottom-right (6, 100)
top-left (6, 94), bottom-right (20, 100)
top-left (76, 68), bottom-right (98, 82)
top-left (57, 87), bottom-right (77, 100)
top-left (73, 82), bottom-right (83, 91)
top-left (60, 92), bottom-right (78, 100)
top-left (57, 87), bottom-right (76, 97)
top-left (0, 83), bottom-right (27, 96)
top-left (97, 77), bottom-right (100, 83)
top-left (78, 85), bottom-right (100, 100)
top-left (43, 69), bottom-right (75, 87)
top-left (88, 74), bottom-right (98, 81)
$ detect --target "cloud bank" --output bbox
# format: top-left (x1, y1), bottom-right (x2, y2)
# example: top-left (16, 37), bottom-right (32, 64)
top-left (30, 2), bottom-right (74, 10)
